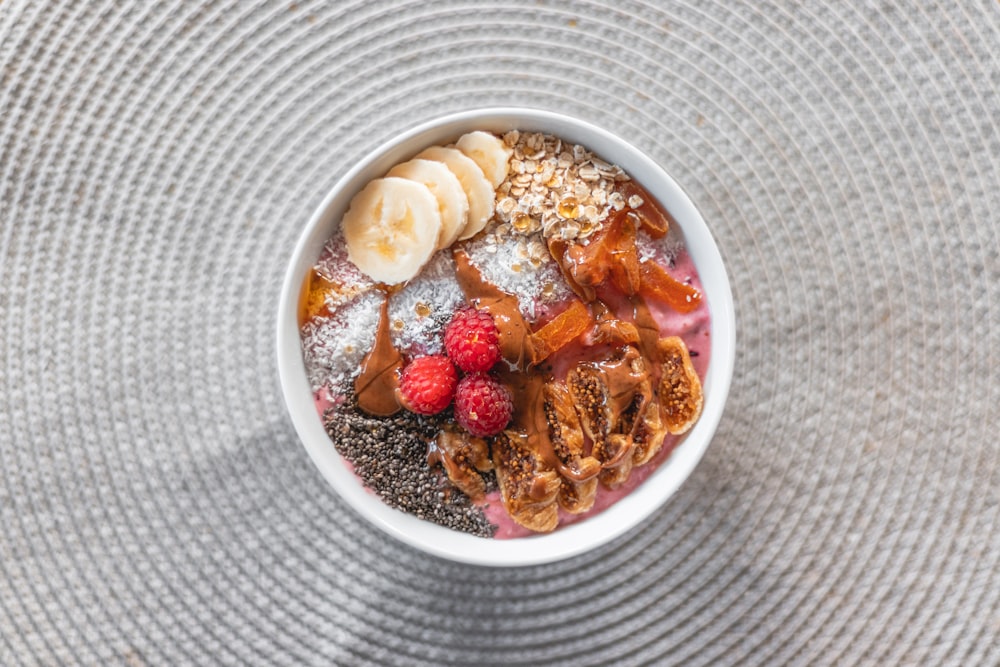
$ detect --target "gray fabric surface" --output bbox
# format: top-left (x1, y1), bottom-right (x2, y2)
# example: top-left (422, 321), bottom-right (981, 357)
top-left (2, 1), bottom-right (998, 665)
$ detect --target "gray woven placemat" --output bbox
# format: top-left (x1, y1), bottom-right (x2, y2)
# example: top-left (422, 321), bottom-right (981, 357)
top-left (2, 1), bottom-right (998, 665)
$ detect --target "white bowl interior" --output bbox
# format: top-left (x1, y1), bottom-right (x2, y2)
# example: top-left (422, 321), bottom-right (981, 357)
top-left (276, 108), bottom-right (735, 567)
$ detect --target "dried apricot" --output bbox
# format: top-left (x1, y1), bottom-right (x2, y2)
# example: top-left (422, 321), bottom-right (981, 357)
top-left (638, 259), bottom-right (702, 313)
top-left (550, 210), bottom-right (645, 299)
top-left (607, 210), bottom-right (641, 294)
top-left (619, 181), bottom-right (672, 239)
top-left (590, 302), bottom-right (640, 345)
top-left (530, 299), bottom-right (592, 364)
top-left (547, 237), bottom-right (597, 302)
top-left (563, 234), bottom-right (609, 290)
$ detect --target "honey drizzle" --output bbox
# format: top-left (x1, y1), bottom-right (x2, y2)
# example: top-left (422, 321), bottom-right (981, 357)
top-left (298, 268), bottom-right (336, 326)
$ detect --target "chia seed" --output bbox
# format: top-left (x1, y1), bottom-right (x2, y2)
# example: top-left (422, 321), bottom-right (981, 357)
top-left (323, 397), bottom-right (497, 538)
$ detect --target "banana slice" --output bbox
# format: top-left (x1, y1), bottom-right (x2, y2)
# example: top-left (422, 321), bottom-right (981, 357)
top-left (415, 146), bottom-right (494, 240)
top-left (455, 131), bottom-right (512, 189)
top-left (387, 158), bottom-right (469, 249)
top-left (341, 177), bottom-right (442, 285)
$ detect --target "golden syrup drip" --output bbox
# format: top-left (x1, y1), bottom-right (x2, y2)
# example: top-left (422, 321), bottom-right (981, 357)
top-left (558, 196), bottom-right (580, 219)
top-left (512, 212), bottom-right (534, 233)
top-left (297, 268), bottom-right (338, 326)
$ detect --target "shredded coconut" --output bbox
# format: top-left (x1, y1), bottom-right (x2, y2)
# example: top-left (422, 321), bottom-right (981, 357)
top-left (462, 225), bottom-right (572, 320)
top-left (302, 289), bottom-right (382, 392)
top-left (314, 229), bottom-right (376, 309)
top-left (387, 250), bottom-right (465, 357)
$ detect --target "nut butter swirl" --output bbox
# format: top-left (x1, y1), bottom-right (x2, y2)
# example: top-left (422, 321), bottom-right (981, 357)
top-left (354, 292), bottom-right (403, 417)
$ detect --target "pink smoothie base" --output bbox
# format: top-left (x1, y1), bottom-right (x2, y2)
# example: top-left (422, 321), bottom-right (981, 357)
top-left (312, 248), bottom-right (710, 540)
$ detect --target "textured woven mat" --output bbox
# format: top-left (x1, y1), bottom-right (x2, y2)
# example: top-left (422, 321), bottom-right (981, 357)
top-left (2, 1), bottom-right (999, 665)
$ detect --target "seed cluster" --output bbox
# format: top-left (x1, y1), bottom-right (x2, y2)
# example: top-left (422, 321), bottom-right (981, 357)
top-left (493, 432), bottom-right (535, 492)
top-left (568, 368), bottom-right (610, 437)
top-left (544, 401), bottom-right (571, 462)
top-left (324, 399), bottom-right (497, 537)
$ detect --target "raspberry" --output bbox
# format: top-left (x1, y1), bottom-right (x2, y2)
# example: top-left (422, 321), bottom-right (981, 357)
top-left (398, 355), bottom-right (457, 415)
top-left (444, 307), bottom-right (502, 373)
top-left (454, 373), bottom-right (513, 437)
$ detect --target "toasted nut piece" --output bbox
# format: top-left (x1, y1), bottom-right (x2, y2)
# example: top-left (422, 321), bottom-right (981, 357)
top-left (492, 431), bottom-right (561, 533)
top-left (657, 336), bottom-right (703, 434)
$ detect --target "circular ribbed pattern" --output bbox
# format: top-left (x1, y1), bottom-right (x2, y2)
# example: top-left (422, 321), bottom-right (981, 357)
top-left (1, 2), bottom-right (998, 665)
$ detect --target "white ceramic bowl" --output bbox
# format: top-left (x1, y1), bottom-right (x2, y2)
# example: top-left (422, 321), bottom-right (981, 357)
top-left (277, 108), bottom-right (735, 567)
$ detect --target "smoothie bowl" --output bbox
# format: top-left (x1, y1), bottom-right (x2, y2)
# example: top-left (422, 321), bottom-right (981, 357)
top-left (277, 109), bottom-right (734, 566)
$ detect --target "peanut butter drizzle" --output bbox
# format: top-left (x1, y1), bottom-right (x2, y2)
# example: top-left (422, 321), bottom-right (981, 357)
top-left (600, 346), bottom-right (651, 437)
top-left (354, 293), bottom-right (402, 417)
top-left (493, 346), bottom-right (570, 479)
top-left (630, 294), bottom-right (662, 378)
top-left (453, 249), bottom-right (537, 367)
top-left (497, 368), bottom-right (596, 483)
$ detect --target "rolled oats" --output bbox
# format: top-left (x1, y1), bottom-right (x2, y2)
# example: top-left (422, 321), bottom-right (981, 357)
top-left (485, 131), bottom-right (631, 258)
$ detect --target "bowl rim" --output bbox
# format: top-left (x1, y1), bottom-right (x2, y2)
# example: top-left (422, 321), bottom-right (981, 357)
top-left (276, 107), bottom-right (735, 567)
